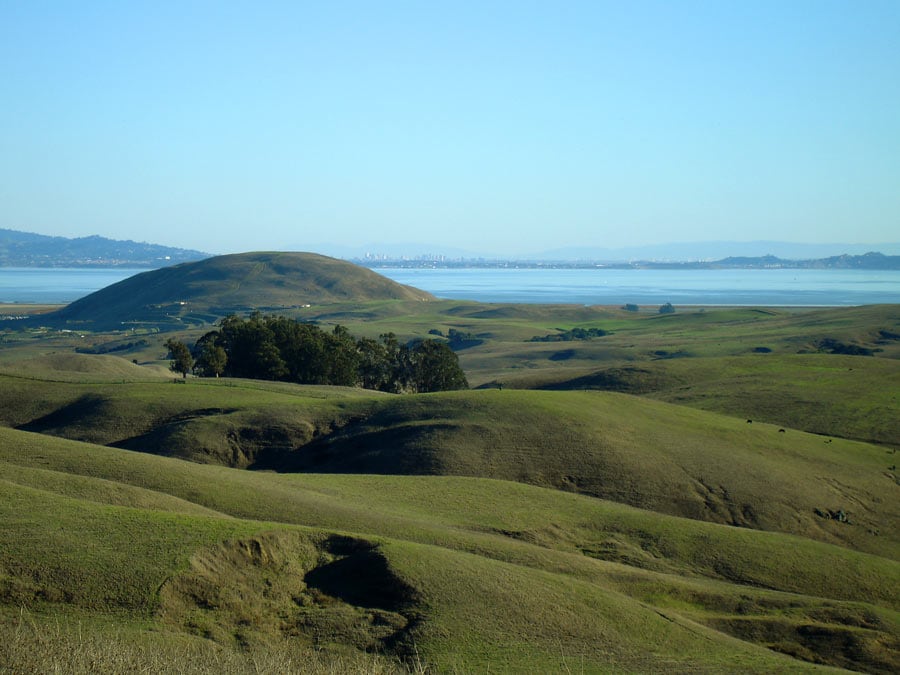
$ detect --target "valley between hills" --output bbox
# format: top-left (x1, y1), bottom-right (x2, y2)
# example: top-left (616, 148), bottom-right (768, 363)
top-left (1, 252), bottom-right (898, 673)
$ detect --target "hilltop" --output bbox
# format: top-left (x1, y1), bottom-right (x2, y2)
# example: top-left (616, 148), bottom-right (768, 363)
top-left (31, 251), bottom-right (433, 330)
top-left (0, 228), bottom-right (208, 267)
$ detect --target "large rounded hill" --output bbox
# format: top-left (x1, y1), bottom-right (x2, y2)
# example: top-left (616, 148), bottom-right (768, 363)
top-left (43, 252), bottom-right (433, 329)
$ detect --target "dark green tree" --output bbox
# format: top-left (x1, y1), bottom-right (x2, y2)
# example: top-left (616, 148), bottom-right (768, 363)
top-left (218, 314), bottom-right (287, 380)
top-left (407, 339), bottom-right (468, 393)
top-left (356, 336), bottom-right (391, 390)
top-left (194, 315), bottom-right (468, 393)
top-left (193, 332), bottom-right (227, 377)
top-left (381, 332), bottom-right (414, 393)
top-left (268, 317), bottom-right (326, 383)
top-left (165, 338), bottom-right (193, 378)
top-left (325, 324), bottom-right (361, 387)
top-left (658, 302), bottom-right (676, 314)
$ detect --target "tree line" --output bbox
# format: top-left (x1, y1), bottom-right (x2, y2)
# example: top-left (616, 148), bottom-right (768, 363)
top-left (166, 314), bottom-right (468, 393)
top-left (529, 327), bottom-right (609, 342)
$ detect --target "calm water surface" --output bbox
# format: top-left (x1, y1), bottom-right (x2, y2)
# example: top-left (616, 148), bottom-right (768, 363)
top-left (1, 266), bottom-right (898, 306)
top-left (0, 268), bottom-right (146, 303)
top-left (377, 267), bottom-right (900, 306)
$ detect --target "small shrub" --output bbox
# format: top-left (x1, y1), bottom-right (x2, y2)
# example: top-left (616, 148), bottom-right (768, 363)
top-left (529, 327), bottom-right (608, 342)
top-left (818, 338), bottom-right (874, 356)
top-left (447, 328), bottom-right (483, 349)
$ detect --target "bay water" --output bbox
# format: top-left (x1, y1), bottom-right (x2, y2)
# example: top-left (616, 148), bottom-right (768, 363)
top-left (377, 267), bottom-right (900, 306)
top-left (0, 266), bottom-right (898, 307)
top-left (0, 267), bottom-right (147, 304)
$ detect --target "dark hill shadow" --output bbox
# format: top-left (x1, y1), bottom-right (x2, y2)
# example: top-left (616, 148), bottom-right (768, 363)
top-left (536, 366), bottom-right (670, 394)
top-left (17, 394), bottom-right (110, 437)
top-left (304, 536), bottom-right (418, 613)
top-left (250, 422), bottom-right (448, 475)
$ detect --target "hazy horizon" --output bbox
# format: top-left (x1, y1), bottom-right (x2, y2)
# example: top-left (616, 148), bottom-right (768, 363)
top-left (6, 226), bottom-right (900, 263)
top-left (2, 2), bottom-right (898, 255)
top-left (309, 239), bottom-right (900, 261)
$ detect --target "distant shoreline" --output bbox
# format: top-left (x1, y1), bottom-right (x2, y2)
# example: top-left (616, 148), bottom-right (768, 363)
top-left (2, 265), bottom-right (898, 307)
top-left (356, 251), bottom-right (900, 271)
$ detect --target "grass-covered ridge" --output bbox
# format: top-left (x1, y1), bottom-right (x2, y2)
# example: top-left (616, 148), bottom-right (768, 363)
top-left (2, 375), bottom-right (895, 559)
top-left (2, 295), bottom-right (898, 671)
top-left (2, 426), bottom-right (898, 672)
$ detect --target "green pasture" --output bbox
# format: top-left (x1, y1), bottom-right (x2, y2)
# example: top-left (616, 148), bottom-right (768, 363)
top-left (1, 301), bottom-right (898, 671)
top-left (2, 426), bottom-right (896, 671)
top-left (1, 372), bottom-right (895, 557)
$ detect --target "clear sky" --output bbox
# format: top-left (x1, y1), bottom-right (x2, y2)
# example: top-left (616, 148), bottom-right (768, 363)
top-left (1, 1), bottom-right (898, 256)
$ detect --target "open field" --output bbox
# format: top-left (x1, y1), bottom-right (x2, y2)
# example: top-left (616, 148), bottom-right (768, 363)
top-left (1, 297), bottom-right (898, 672)
top-left (0, 303), bottom-right (62, 315)
top-left (2, 426), bottom-right (898, 672)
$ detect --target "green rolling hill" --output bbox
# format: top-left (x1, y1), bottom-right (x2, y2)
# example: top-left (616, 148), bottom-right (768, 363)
top-left (33, 251), bottom-right (433, 330)
top-left (2, 420), bottom-right (898, 673)
top-left (1, 267), bottom-right (898, 672)
top-left (0, 374), bottom-right (895, 558)
top-left (0, 359), bottom-right (897, 672)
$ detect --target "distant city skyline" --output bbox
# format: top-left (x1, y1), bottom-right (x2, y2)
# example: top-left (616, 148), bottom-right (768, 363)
top-left (5, 226), bottom-right (899, 264)
top-left (2, 1), bottom-right (898, 256)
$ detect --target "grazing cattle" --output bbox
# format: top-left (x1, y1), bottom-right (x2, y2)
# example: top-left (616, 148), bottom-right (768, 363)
top-left (746, 419), bottom-right (752, 424)
top-left (778, 428), bottom-right (785, 433)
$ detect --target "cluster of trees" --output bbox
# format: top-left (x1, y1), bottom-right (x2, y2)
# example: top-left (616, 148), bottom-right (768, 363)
top-left (428, 328), bottom-right (483, 349)
top-left (817, 337), bottom-right (876, 356)
top-left (621, 303), bottom-right (677, 314)
top-left (529, 327), bottom-right (609, 342)
top-left (166, 314), bottom-right (468, 393)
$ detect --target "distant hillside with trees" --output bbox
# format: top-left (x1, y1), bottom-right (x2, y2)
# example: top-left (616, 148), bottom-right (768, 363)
top-left (172, 313), bottom-right (468, 393)
top-left (0, 228), bottom-right (208, 267)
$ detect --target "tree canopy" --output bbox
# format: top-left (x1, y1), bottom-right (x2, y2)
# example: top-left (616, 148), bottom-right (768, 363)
top-left (659, 302), bottom-right (676, 314)
top-left (189, 314), bottom-right (468, 393)
top-left (164, 338), bottom-right (193, 378)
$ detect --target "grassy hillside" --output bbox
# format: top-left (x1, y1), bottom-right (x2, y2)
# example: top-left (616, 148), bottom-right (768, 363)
top-left (0, 374), bottom-right (896, 558)
top-left (33, 251), bottom-right (433, 330)
top-left (2, 426), bottom-right (897, 672)
top-left (1, 301), bottom-right (898, 671)
top-left (0, 352), bottom-right (173, 381)
top-left (447, 304), bottom-right (900, 385)
top-left (9, 302), bottom-right (896, 446)
top-left (506, 354), bottom-right (900, 448)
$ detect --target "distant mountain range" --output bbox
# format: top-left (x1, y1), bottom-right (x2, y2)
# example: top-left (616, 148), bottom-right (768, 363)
top-left (622, 252), bottom-right (900, 270)
top-left (315, 240), bottom-right (900, 261)
top-left (3, 228), bottom-right (900, 270)
top-left (707, 252), bottom-right (900, 270)
top-left (358, 251), bottom-right (900, 271)
top-left (0, 229), bottom-right (209, 267)
top-left (532, 240), bottom-right (900, 261)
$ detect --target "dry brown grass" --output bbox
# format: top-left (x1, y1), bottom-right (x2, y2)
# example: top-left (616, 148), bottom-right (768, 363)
top-left (0, 607), bottom-right (426, 674)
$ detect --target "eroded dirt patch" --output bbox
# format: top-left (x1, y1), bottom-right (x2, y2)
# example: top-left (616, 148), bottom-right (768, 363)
top-left (158, 532), bottom-right (421, 656)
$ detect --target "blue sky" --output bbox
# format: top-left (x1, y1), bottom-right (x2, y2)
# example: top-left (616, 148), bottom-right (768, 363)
top-left (1, 1), bottom-right (898, 256)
